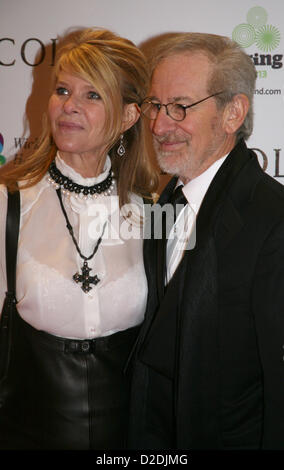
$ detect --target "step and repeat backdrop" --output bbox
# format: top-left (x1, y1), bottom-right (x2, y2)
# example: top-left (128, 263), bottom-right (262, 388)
top-left (1, 0), bottom-right (284, 183)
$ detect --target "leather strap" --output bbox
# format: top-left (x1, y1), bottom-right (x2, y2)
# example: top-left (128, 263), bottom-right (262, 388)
top-left (5, 188), bottom-right (20, 294)
top-left (0, 187), bottom-right (20, 379)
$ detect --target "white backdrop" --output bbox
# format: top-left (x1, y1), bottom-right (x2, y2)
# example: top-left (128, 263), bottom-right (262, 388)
top-left (1, 0), bottom-right (283, 182)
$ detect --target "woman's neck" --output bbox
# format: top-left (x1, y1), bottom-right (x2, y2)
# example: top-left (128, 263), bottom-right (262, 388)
top-left (58, 151), bottom-right (107, 178)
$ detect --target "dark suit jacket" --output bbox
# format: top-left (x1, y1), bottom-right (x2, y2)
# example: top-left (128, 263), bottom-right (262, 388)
top-left (128, 139), bottom-right (284, 450)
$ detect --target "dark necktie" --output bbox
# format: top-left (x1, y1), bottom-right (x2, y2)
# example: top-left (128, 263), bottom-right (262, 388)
top-left (169, 185), bottom-right (188, 222)
top-left (157, 185), bottom-right (188, 299)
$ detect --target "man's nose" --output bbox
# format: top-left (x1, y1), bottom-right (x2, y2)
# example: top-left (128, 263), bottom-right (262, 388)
top-left (150, 106), bottom-right (176, 136)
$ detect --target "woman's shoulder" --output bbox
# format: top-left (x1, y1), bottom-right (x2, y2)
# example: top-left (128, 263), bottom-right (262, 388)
top-left (0, 184), bottom-right (8, 201)
top-left (0, 176), bottom-right (50, 215)
top-left (129, 192), bottom-right (159, 207)
top-left (19, 177), bottom-right (51, 215)
top-left (129, 191), bottom-right (159, 204)
top-left (128, 192), bottom-right (143, 205)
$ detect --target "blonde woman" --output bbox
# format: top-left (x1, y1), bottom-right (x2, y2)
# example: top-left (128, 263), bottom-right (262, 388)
top-left (0, 28), bottom-right (158, 450)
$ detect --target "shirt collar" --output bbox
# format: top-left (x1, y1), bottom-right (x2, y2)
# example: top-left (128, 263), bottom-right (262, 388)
top-left (179, 155), bottom-right (228, 214)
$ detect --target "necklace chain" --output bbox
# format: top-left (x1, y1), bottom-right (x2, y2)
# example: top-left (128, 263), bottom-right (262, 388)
top-left (56, 188), bottom-right (107, 293)
top-left (48, 160), bottom-right (114, 199)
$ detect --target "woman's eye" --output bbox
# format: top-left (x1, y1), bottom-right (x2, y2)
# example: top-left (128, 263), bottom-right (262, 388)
top-left (88, 91), bottom-right (101, 100)
top-left (56, 87), bottom-right (69, 96)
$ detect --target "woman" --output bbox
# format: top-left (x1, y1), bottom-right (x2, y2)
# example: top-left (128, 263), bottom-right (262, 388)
top-left (0, 28), bottom-right (158, 449)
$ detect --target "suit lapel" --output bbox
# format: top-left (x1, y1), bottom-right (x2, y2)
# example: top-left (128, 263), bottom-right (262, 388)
top-left (194, 139), bottom-right (255, 248)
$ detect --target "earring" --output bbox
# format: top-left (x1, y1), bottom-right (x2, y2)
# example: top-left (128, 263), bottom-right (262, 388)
top-left (117, 134), bottom-right (126, 157)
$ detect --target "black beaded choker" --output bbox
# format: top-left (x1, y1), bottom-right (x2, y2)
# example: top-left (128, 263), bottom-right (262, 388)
top-left (48, 160), bottom-right (114, 198)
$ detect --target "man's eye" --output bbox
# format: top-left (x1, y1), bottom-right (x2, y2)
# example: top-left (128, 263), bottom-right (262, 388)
top-left (174, 103), bottom-right (186, 110)
top-left (88, 91), bottom-right (101, 100)
top-left (56, 87), bottom-right (69, 96)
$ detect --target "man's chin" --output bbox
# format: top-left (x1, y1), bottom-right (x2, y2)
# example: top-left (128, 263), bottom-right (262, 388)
top-left (156, 152), bottom-right (188, 177)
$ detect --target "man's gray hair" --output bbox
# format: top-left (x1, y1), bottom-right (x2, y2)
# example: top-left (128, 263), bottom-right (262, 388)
top-left (148, 33), bottom-right (257, 141)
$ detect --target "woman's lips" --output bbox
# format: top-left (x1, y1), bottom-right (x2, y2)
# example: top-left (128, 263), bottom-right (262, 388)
top-left (58, 121), bottom-right (84, 130)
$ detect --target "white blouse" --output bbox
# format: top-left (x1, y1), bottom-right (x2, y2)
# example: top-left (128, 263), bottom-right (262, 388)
top-left (0, 155), bottom-right (147, 339)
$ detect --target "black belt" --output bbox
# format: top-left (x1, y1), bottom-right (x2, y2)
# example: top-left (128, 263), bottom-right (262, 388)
top-left (15, 309), bottom-right (140, 354)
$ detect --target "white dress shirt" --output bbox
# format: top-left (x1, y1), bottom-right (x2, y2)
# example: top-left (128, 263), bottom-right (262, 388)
top-left (166, 155), bottom-right (228, 284)
top-left (0, 154), bottom-right (147, 339)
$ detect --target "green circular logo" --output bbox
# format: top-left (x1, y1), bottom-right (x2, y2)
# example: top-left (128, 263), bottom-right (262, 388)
top-left (255, 25), bottom-right (281, 52)
top-left (232, 23), bottom-right (256, 48)
top-left (247, 6), bottom-right (268, 28)
top-left (0, 134), bottom-right (6, 165)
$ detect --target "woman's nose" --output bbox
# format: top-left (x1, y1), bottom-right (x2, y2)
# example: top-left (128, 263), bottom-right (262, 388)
top-left (63, 94), bottom-right (80, 114)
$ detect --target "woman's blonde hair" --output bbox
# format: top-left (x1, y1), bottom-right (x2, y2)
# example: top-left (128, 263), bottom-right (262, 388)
top-left (1, 28), bottom-right (158, 204)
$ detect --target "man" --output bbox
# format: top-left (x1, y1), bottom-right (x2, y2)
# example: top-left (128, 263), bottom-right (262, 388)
top-left (128, 33), bottom-right (284, 450)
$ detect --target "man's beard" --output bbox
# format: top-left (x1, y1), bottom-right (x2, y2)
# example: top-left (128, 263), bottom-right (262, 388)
top-left (153, 137), bottom-right (193, 178)
top-left (152, 117), bottom-right (227, 180)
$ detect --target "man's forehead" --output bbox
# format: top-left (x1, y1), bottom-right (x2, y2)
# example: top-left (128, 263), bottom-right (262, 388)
top-left (153, 50), bottom-right (212, 71)
top-left (149, 52), bottom-right (211, 99)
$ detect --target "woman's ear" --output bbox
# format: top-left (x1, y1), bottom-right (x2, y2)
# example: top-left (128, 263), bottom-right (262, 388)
top-left (121, 103), bottom-right (140, 133)
top-left (223, 94), bottom-right (250, 135)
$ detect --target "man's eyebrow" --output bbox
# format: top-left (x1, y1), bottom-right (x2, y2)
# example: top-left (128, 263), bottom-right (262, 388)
top-left (147, 95), bottom-right (192, 103)
top-left (172, 96), bottom-right (192, 102)
top-left (146, 95), bottom-right (159, 101)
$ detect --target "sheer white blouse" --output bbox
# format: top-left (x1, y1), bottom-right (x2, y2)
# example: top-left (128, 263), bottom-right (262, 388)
top-left (0, 155), bottom-right (147, 339)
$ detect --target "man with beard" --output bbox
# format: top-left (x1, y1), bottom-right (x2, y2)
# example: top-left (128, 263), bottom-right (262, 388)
top-left (128, 32), bottom-right (284, 450)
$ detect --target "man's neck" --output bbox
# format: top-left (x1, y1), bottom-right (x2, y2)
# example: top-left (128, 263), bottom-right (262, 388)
top-left (180, 137), bottom-right (236, 184)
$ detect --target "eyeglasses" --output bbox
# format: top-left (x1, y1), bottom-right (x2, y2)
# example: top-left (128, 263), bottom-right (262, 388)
top-left (140, 91), bottom-right (224, 122)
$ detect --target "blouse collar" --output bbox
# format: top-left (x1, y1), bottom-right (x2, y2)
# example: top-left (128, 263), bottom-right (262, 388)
top-left (55, 152), bottom-right (112, 186)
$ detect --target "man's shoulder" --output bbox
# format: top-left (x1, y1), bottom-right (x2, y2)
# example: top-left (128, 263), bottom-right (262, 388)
top-left (256, 170), bottom-right (284, 211)
top-left (229, 142), bottom-right (284, 213)
top-left (261, 169), bottom-right (284, 193)
top-left (234, 168), bottom-right (284, 233)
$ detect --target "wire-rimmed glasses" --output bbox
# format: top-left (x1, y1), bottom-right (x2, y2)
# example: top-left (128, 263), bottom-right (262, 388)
top-left (140, 92), bottom-right (224, 122)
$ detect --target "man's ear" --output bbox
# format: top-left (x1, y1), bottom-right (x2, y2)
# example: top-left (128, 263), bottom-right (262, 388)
top-left (121, 103), bottom-right (140, 133)
top-left (223, 94), bottom-right (250, 135)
